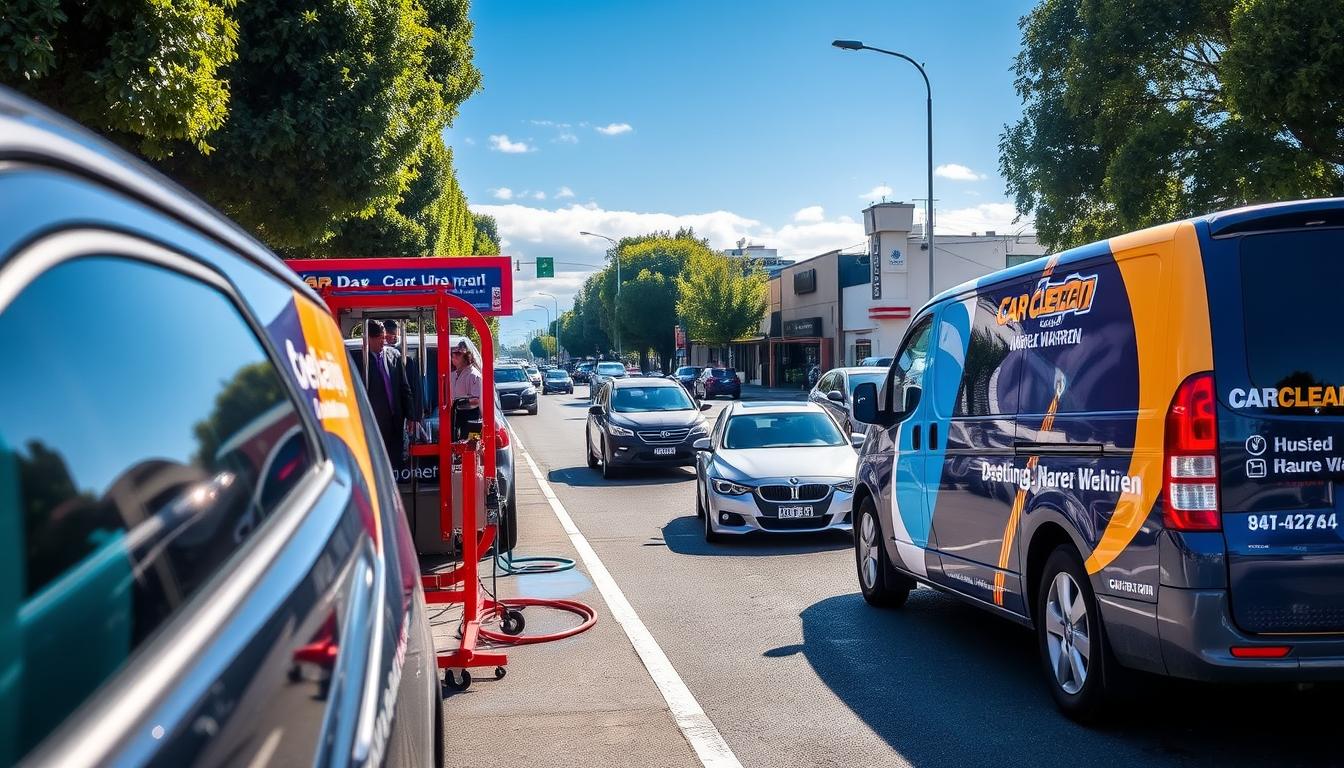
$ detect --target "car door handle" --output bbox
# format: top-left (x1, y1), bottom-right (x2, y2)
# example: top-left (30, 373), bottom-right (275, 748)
top-left (911, 424), bottom-right (921, 450)
top-left (929, 423), bottom-right (938, 450)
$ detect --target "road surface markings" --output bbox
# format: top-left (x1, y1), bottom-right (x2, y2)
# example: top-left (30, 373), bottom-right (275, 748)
top-left (516, 442), bottom-right (743, 768)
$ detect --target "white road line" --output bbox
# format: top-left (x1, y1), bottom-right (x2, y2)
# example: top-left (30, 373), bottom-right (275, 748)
top-left (517, 446), bottom-right (743, 768)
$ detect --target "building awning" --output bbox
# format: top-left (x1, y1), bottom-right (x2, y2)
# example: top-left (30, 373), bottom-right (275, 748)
top-left (868, 305), bottom-right (911, 320)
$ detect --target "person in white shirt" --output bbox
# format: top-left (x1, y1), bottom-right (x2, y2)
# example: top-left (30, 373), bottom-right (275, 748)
top-left (448, 341), bottom-right (483, 441)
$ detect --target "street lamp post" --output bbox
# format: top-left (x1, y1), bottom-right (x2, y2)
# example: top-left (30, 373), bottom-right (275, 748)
top-left (525, 303), bottom-right (554, 358)
top-left (579, 230), bottom-right (621, 357)
top-left (831, 39), bottom-right (935, 301)
top-left (536, 291), bottom-right (562, 358)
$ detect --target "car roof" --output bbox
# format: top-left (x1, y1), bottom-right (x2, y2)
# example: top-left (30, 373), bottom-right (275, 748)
top-left (611, 377), bottom-right (678, 388)
top-left (727, 401), bottom-right (824, 414)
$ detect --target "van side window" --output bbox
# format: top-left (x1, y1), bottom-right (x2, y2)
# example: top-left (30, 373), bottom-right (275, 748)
top-left (0, 255), bottom-right (314, 755)
top-left (954, 295), bottom-right (1021, 416)
top-left (888, 317), bottom-right (934, 413)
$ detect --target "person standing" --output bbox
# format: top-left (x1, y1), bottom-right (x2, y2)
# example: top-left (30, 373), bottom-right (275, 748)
top-left (449, 341), bottom-right (483, 442)
top-left (358, 320), bottom-right (419, 470)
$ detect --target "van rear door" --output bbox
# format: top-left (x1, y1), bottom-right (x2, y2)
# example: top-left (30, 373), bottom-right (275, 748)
top-left (1206, 218), bottom-right (1344, 635)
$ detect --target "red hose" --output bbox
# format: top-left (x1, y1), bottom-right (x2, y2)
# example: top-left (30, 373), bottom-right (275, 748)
top-left (479, 597), bottom-right (597, 644)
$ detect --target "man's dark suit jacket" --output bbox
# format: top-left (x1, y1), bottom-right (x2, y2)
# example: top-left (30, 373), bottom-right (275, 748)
top-left (352, 347), bottom-right (419, 469)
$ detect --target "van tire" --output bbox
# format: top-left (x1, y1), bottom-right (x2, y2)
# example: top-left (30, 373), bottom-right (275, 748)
top-left (1035, 546), bottom-right (1121, 722)
top-left (854, 497), bottom-right (913, 608)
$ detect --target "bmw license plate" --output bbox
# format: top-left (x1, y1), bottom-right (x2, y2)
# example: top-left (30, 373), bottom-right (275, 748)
top-left (777, 506), bottom-right (814, 519)
top-left (653, 447), bottom-right (676, 456)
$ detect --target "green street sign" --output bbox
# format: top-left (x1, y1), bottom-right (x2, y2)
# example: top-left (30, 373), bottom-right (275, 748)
top-left (536, 257), bottom-right (554, 278)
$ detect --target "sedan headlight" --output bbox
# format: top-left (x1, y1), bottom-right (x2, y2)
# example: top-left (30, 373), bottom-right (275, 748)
top-left (689, 422), bottom-right (709, 437)
top-left (522, 386), bottom-right (536, 396)
top-left (712, 478), bottom-right (752, 495)
top-left (608, 424), bottom-right (635, 437)
top-left (834, 479), bottom-right (855, 493)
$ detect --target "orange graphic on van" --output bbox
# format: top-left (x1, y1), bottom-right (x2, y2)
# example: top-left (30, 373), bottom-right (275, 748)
top-left (996, 273), bottom-right (1099, 326)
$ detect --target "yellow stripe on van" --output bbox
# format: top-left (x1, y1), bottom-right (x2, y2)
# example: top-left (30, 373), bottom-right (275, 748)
top-left (1084, 222), bottom-right (1212, 574)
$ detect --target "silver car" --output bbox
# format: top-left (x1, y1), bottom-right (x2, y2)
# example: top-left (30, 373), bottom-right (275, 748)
top-left (692, 401), bottom-right (863, 542)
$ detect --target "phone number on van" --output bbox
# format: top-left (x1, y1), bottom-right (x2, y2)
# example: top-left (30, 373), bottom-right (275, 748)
top-left (1246, 513), bottom-right (1338, 531)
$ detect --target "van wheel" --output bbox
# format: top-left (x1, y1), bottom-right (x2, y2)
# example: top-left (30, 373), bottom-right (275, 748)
top-left (1036, 546), bottom-right (1120, 722)
top-left (854, 497), bottom-right (912, 608)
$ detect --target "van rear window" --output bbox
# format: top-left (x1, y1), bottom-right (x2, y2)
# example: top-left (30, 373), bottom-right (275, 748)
top-left (1241, 230), bottom-right (1344, 390)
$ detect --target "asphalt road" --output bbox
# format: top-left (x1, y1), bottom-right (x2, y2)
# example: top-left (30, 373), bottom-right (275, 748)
top-left (508, 384), bottom-right (1343, 768)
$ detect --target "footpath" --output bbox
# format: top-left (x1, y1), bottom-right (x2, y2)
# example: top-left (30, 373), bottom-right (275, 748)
top-left (433, 446), bottom-right (701, 768)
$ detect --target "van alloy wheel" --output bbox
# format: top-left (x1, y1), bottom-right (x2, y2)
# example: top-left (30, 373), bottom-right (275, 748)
top-left (859, 511), bottom-right (880, 591)
top-left (1044, 571), bottom-right (1091, 695)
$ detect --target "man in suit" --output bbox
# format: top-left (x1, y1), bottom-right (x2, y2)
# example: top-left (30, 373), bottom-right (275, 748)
top-left (355, 320), bottom-right (419, 471)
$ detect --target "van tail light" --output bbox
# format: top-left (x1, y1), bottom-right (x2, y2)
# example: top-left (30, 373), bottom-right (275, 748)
top-left (1163, 372), bottom-right (1221, 531)
top-left (495, 427), bottom-right (510, 449)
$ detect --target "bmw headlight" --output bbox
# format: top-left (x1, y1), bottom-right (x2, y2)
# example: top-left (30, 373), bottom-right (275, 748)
top-left (834, 479), bottom-right (855, 493)
top-left (712, 478), bottom-right (752, 495)
top-left (609, 423), bottom-right (635, 437)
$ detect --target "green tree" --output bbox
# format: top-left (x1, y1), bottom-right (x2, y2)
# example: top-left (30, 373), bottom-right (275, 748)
top-left (557, 308), bottom-right (586, 358)
top-left (472, 214), bottom-right (500, 255)
top-left (591, 232), bottom-right (703, 362)
top-left (529, 335), bottom-right (557, 358)
top-left (1001, 0), bottom-right (1344, 251)
top-left (617, 270), bottom-right (677, 374)
top-left (675, 248), bottom-right (767, 355)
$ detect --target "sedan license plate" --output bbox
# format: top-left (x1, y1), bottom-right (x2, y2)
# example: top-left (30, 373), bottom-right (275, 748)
top-left (777, 505), bottom-right (814, 519)
top-left (653, 447), bottom-right (676, 456)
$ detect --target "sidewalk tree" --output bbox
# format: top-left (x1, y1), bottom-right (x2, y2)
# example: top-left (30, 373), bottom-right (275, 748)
top-left (528, 335), bottom-right (556, 359)
top-left (1001, 0), bottom-right (1344, 251)
top-left (592, 230), bottom-right (705, 367)
top-left (616, 269), bottom-right (677, 374)
top-left (675, 248), bottom-right (768, 364)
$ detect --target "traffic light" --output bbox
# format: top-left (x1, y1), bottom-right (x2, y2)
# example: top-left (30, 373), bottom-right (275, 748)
top-left (536, 257), bottom-right (554, 278)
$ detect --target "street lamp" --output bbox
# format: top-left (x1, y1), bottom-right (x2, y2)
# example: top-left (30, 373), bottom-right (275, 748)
top-left (524, 303), bottom-right (554, 358)
top-left (832, 39), bottom-right (935, 301)
top-left (579, 230), bottom-right (622, 356)
top-left (537, 291), bottom-right (563, 358)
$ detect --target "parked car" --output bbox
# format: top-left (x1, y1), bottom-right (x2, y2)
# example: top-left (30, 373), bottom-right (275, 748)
top-left (669, 365), bottom-right (703, 392)
top-left (693, 402), bottom-right (862, 542)
top-left (494, 362), bottom-right (539, 415)
top-left (585, 378), bottom-right (711, 479)
top-left (525, 364), bottom-right (542, 387)
top-left (849, 197), bottom-right (1344, 721)
top-left (695, 367), bottom-right (742, 400)
top-left (588, 361), bottom-right (629, 402)
top-left (0, 88), bottom-right (440, 765)
top-left (572, 361), bottom-right (594, 384)
top-left (808, 366), bottom-right (889, 433)
top-left (859, 355), bottom-right (893, 367)
top-left (542, 368), bottom-right (575, 394)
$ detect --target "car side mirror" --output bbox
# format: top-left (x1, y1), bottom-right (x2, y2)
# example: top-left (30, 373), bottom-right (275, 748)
top-left (699, 402), bottom-right (712, 411)
top-left (693, 438), bottom-right (712, 452)
top-left (852, 382), bottom-right (881, 425)
top-left (850, 432), bottom-right (866, 448)
top-left (826, 390), bottom-right (845, 403)
top-left (588, 404), bottom-right (603, 416)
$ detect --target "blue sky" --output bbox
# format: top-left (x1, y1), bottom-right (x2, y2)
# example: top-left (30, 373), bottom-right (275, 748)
top-left (449, 1), bottom-right (1039, 345)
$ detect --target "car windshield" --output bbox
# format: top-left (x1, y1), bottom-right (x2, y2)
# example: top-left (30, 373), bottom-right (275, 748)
top-left (494, 367), bottom-right (529, 383)
top-left (676, 367), bottom-right (700, 376)
top-left (545, 370), bottom-right (567, 379)
top-left (612, 386), bottom-right (694, 413)
top-left (597, 363), bottom-right (625, 375)
top-left (724, 412), bottom-right (846, 449)
top-left (849, 372), bottom-right (885, 396)
top-left (526, 367), bottom-right (538, 374)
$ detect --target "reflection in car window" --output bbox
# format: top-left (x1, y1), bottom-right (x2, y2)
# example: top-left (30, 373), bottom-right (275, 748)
top-left (0, 255), bottom-right (312, 757)
top-left (848, 372), bottom-right (885, 397)
top-left (724, 412), bottom-right (846, 449)
top-left (612, 386), bottom-right (695, 413)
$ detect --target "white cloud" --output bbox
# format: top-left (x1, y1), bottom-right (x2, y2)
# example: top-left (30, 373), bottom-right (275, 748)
top-left (935, 163), bottom-right (986, 182)
top-left (859, 184), bottom-right (893, 200)
top-left (463, 137), bottom-right (476, 146)
top-left (793, 205), bottom-right (825, 223)
top-left (555, 186), bottom-right (575, 199)
top-left (532, 190), bottom-right (546, 200)
top-left (491, 187), bottom-right (514, 200)
top-left (555, 132), bottom-right (578, 144)
top-left (595, 122), bottom-right (633, 136)
top-left (489, 134), bottom-right (533, 154)
top-left (935, 203), bottom-right (1029, 235)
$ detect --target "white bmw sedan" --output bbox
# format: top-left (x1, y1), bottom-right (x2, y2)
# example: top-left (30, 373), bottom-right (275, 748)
top-left (692, 401), bottom-right (863, 543)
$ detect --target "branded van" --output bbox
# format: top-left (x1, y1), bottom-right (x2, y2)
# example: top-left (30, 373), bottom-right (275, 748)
top-left (850, 199), bottom-right (1344, 720)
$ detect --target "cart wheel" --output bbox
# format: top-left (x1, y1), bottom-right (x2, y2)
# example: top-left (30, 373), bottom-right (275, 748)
top-left (495, 666), bottom-right (507, 680)
top-left (501, 609), bottom-right (526, 636)
top-left (444, 669), bottom-right (471, 692)
top-left (287, 665), bottom-right (302, 683)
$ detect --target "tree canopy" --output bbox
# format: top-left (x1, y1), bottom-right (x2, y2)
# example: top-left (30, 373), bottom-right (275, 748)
top-left (675, 247), bottom-right (768, 349)
top-left (3, 0), bottom-right (488, 255)
top-left (1000, 0), bottom-right (1344, 250)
